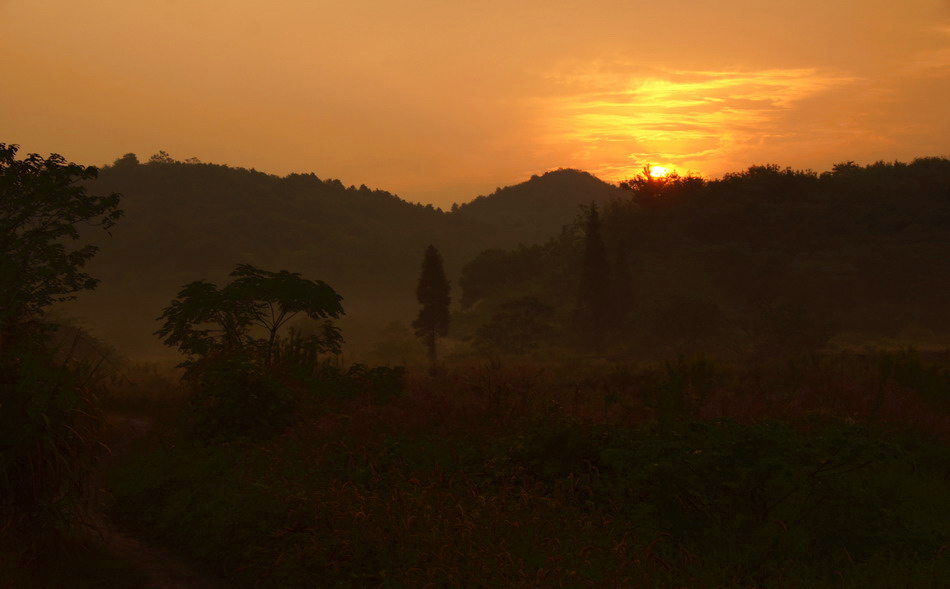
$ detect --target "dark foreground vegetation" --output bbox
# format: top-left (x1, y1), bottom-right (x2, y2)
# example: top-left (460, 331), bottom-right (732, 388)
top-left (106, 353), bottom-right (949, 588)
top-left (3, 144), bottom-right (949, 587)
top-left (0, 144), bottom-right (146, 586)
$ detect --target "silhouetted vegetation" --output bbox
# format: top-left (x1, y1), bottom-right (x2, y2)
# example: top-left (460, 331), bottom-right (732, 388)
top-left (156, 264), bottom-right (344, 364)
top-left (459, 158), bottom-right (950, 360)
top-left (0, 145), bottom-right (122, 572)
top-left (68, 158), bottom-right (620, 358)
top-left (412, 245), bottom-right (451, 369)
top-left (472, 297), bottom-right (556, 356)
top-left (574, 203), bottom-right (612, 352)
top-left (6, 146), bottom-right (950, 587)
top-left (107, 354), bottom-right (950, 588)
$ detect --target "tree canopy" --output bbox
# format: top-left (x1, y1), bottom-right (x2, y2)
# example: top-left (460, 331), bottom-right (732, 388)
top-left (459, 158), bottom-right (950, 359)
top-left (0, 144), bottom-right (122, 342)
top-left (574, 203), bottom-right (612, 351)
top-left (156, 264), bottom-right (344, 363)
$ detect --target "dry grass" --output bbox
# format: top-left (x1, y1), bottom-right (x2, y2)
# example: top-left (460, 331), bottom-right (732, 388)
top-left (107, 352), bottom-right (950, 588)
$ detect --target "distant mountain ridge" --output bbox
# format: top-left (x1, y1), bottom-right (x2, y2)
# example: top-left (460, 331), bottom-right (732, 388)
top-left (64, 158), bottom-right (623, 358)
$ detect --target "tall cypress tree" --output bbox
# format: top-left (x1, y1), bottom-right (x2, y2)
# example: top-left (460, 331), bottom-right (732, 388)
top-left (413, 244), bottom-right (451, 367)
top-left (574, 203), bottom-right (612, 351)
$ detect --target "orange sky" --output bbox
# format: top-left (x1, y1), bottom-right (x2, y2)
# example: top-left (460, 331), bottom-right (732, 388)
top-left (3, 0), bottom-right (949, 207)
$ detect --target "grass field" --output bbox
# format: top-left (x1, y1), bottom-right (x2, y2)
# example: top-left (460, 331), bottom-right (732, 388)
top-left (101, 352), bottom-right (950, 588)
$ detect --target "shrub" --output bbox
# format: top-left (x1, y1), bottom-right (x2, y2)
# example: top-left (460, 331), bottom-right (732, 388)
top-left (513, 419), bottom-right (950, 576)
top-left (305, 363), bottom-right (406, 404)
top-left (187, 355), bottom-right (295, 442)
top-left (0, 331), bottom-right (102, 544)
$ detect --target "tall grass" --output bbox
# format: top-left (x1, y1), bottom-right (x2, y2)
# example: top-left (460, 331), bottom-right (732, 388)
top-left (104, 351), bottom-right (950, 587)
top-left (0, 329), bottom-right (105, 560)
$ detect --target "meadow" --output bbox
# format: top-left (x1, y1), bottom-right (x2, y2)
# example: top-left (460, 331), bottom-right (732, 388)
top-left (99, 351), bottom-right (950, 588)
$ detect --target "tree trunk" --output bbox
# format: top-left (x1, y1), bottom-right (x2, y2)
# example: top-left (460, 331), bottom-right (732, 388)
top-left (426, 333), bottom-right (438, 374)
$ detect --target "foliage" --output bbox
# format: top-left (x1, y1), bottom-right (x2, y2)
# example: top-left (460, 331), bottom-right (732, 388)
top-left (66, 162), bottom-right (621, 358)
top-left (574, 203), bottom-right (612, 351)
top-left (305, 363), bottom-right (407, 404)
top-left (155, 266), bottom-right (346, 440)
top-left (472, 296), bottom-right (555, 355)
top-left (0, 330), bottom-right (104, 546)
top-left (611, 242), bottom-right (634, 326)
top-left (187, 355), bottom-right (296, 442)
top-left (0, 143), bottom-right (122, 341)
top-left (517, 418), bottom-right (948, 575)
top-left (461, 157), bottom-right (950, 359)
top-left (412, 245), bottom-right (450, 365)
top-left (878, 349), bottom-right (950, 409)
top-left (365, 321), bottom-right (427, 365)
top-left (109, 358), bottom-right (950, 588)
top-left (640, 295), bottom-right (726, 357)
top-left (618, 163), bottom-right (707, 202)
top-left (0, 537), bottom-right (147, 589)
top-left (156, 264), bottom-right (344, 364)
top-left (452, 168), bottom-right (628, 246)
top-left (0, 145), bottom-right (118, 560)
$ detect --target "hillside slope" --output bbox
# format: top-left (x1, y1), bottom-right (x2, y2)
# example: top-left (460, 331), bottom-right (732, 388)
top-left (457, 159), bottom-right (950, 358)
top-left (61, 160), bottom-right (622, 358)
top-left (453, 169), bottom-right (628, 247)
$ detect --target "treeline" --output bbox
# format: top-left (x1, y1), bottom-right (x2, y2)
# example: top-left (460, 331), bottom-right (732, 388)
top-left (70, 155), bottom-right (619, 358)
top-left (457, 158), bottom-right (950, 360)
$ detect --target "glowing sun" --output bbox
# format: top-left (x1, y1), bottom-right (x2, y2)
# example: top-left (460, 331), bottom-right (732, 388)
top-left (650, 166), bottom-right (670, 178)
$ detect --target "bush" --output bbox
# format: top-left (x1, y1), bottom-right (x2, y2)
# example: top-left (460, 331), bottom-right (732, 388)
top-left (0, 330), bottom-right (101, 543)
top-left (306, 363), bottom-right (406, 403)
top-left (187, 355), bottom-right (295, 442)
top-left (512, 419), bottom-right (950, 577)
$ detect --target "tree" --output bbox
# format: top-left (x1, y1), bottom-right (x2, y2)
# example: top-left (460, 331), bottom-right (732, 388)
top-left (148, 150), bottom-right (176, 164)
top-left (0, 144), bottom-right (121, 535)
top-left (574, 202), bottom-right (612, 351)
top-left (0, 144), bottom-right (122, 345)
top-left (612, 242), bottom-right (635, 330)
top-left (413, 245), bottom-right (450, 367)
top-left (473, 297), bottom-right (555, 355)
top-left (156, 264), bottom-right (344, 364)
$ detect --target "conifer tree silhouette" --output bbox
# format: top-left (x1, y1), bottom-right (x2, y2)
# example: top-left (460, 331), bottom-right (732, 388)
top-left (413, 245), bottom-right (450, 369)
top-left (574, 203), bottom-right (612, 352)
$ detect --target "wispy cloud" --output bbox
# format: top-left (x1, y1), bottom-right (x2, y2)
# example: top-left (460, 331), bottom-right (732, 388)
top-left (537, 65), bottom-right (856, 180)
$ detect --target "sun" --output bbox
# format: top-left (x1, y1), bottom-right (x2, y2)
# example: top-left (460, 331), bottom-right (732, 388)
top-left (649, 166), bottom-right (669, 178)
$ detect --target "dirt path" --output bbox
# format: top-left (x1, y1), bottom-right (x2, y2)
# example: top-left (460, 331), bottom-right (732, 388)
top-left (85, 413), bottom-right (228, 589)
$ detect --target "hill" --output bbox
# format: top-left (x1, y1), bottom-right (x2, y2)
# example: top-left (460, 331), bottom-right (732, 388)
top-left (60, 157), bottom-right (621, 359)
top-left (452, 169), bottom-right (627, 246)
top-left (456, 159), bottom-right (950, 359)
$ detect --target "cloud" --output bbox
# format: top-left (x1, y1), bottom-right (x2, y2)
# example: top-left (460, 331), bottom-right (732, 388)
top-left (535, 65), bottom-right (856, 180)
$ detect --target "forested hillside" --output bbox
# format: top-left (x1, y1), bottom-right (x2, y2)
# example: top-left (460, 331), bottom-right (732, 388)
top-left (62, 156), bottom-right (620, 358)
top-left (59, 154), bottom-right (950, 360)
top-left (452, 169), bottom-right (628, 246)
top-left (458, 158), bottom-right (950, 359)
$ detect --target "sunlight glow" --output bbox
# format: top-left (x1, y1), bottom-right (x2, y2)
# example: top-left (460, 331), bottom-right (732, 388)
top-left (540, 66), bottom-right (854, 183)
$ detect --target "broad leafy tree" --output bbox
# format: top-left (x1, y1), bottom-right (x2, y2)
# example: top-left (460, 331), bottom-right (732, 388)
top-left (0, 144), bottom-right (122, 346)
top-left (413, 245), bottom-right (450, 366)
top-left (156, 264), bottom-right (344, 364)
top-left (0, 144), bottom-right (121, 534)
